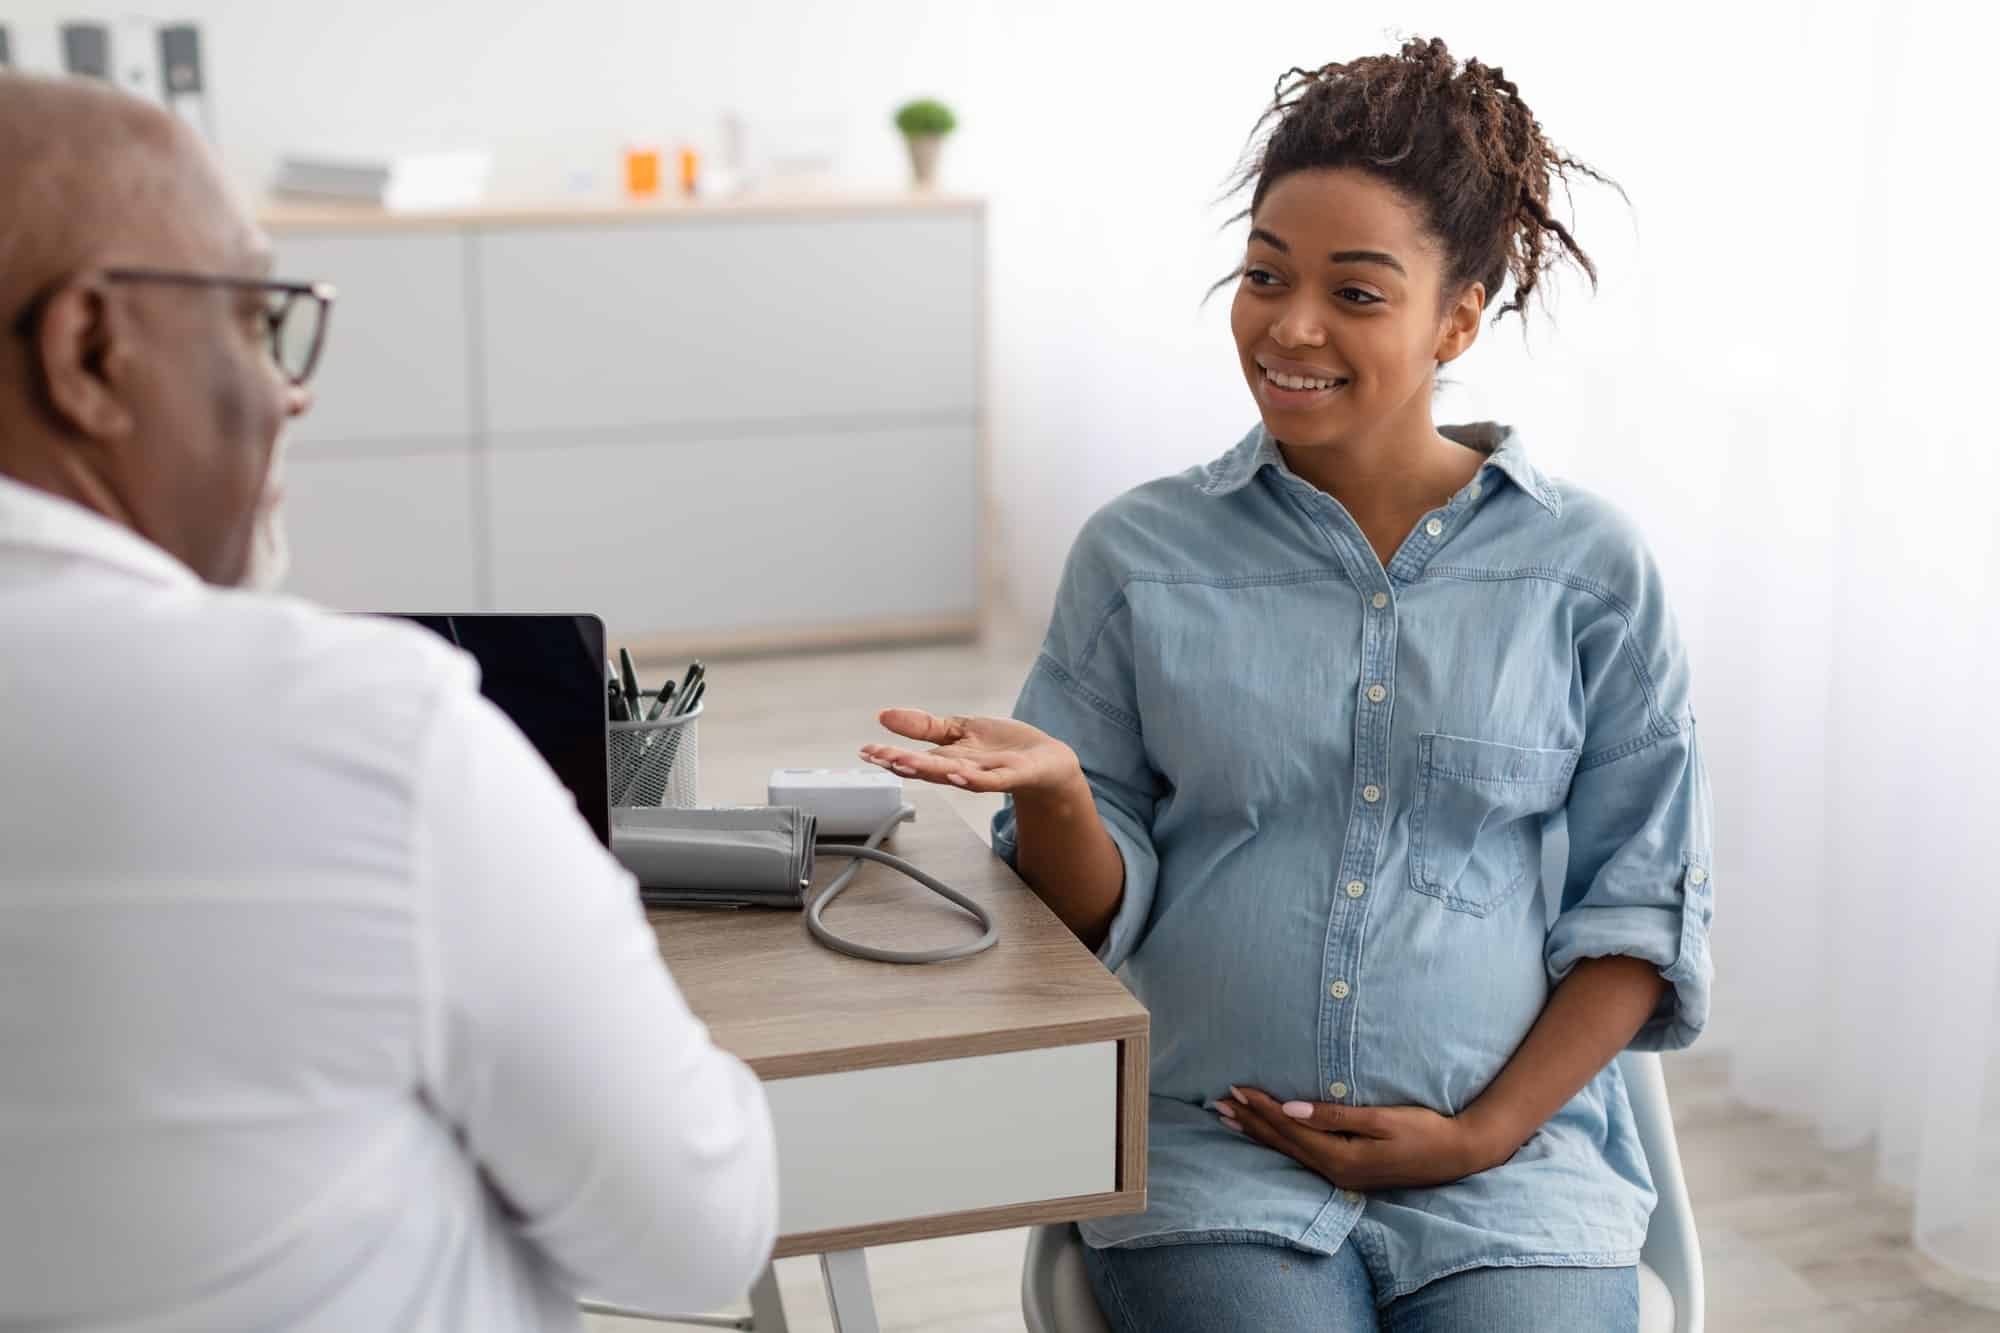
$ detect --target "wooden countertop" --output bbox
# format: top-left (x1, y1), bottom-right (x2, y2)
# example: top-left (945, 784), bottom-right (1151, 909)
top-left (650, 786), bottom-right (1147, 1081)
top-left (258, 190), bottom-right (984, 232)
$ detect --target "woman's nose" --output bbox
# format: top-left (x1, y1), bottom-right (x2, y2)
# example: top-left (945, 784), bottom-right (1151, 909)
top-left (1270, 303), bottom-right (1327, 349)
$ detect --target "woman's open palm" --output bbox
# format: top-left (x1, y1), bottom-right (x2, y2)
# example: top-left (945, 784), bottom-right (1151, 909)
top-left (860, 709), bottom-right (1079, 795)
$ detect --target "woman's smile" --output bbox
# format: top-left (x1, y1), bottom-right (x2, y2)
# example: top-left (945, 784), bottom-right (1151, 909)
top-left (1255, 352), bottom-right (1350, 411)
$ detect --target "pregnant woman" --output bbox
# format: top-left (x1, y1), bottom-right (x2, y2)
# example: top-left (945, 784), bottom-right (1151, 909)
top-left (863, 36), bottom-right (1712, 1333)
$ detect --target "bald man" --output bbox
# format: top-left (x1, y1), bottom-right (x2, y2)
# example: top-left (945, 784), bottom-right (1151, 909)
top-left (0, 75), bottom-right (777, 1331)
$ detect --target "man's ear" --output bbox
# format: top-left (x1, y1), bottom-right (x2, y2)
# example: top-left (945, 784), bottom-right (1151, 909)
top-left (1433, 281), bottom-right (1485, 367)
top-left (33, 277), bottom-right (137, 441)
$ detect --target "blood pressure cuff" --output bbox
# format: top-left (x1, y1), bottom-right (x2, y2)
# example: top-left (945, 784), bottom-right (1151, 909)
top-left (611, 804), bottom-right (817, 908)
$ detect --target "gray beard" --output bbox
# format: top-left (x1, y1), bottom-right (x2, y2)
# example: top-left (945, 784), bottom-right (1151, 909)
top-left (238, 441), bottom-right (291, 593)
top-left (239, 502), bottom-right (290, 592)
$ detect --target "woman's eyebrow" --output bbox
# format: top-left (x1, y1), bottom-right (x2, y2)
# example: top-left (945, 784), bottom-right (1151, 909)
top-left (1330, 249), bottom-right (1406, 276)
top-left (1248, 228), bottom-right (1406, 277)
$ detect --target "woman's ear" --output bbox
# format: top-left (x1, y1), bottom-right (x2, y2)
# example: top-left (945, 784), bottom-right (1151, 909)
top-left (1433, 281), bottom-right (1485, 367)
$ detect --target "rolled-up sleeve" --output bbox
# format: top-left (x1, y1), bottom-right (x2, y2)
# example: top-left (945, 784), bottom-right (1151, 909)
top-left (992, 517), bottom-right (1164, 974)
top-left (1547, 538), bottom-right (1715, 1052)
top-left (1549, 721), bottom-right (1714, 1051)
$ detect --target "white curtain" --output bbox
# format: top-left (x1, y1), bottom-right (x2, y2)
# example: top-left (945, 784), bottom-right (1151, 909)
top-left (1690, 0), bottom-right (2000, 1295)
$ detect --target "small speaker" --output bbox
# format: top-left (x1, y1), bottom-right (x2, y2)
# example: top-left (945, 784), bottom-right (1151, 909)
top-left (159, 24), bottom-right (213, 140)
top-left (60, 23), bottom-right (112, 79)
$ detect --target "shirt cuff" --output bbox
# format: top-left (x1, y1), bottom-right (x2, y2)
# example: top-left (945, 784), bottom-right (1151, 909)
top-left (1545, 867), bottom-right (1713, 1052)
top-left (992, 793), bottom-right (1158, 975)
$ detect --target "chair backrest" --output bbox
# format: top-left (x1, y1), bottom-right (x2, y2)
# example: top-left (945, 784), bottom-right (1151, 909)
top-left (1618, 1050), bottom-right (1705, 1333)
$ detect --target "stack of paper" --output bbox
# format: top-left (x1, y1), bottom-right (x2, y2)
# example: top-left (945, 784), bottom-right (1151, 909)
top-left (272, 151), bottom-right (492, 212)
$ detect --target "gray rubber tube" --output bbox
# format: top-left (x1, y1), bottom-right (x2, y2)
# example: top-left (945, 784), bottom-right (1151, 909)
top-left (806, 804), bottom-right (999, 964)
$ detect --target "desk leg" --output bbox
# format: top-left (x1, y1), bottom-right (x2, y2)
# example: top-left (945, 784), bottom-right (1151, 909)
top-left (818, 1249), bottom-right (880, 1333)
top-left (748, 1264), bottom-right (789, 1333)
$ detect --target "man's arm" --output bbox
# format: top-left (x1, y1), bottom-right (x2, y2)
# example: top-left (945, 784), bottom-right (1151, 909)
top-left (418, 688), bottom-right (777, 1313)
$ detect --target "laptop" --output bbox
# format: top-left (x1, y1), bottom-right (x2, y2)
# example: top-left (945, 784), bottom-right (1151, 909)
top-left (381, 613), bottom-right (612, 847)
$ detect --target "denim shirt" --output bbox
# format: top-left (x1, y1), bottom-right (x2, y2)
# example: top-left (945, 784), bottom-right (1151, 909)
top-left (992, 422), bottom-right (1714, 1301)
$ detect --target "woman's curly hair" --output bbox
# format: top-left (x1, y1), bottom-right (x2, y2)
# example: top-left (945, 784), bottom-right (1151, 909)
top-left (1227, 36), bottom-right (1620, 325)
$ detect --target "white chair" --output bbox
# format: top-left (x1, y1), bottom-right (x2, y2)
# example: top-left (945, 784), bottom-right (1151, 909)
top-left (1022, 1050), bottom-right (1702, 1333)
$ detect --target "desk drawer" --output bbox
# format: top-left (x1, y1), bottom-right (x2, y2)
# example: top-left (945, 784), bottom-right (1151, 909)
top-left (766, 1041), bottom-right (1116, 1247)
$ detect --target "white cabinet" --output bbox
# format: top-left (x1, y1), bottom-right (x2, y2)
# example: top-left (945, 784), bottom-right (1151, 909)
top-left (477, 215), bottom-right (980, 435)
top-left (280, 448), bottom-right (481, 611)
top-left (276, 230), bottom-right (474, 448)
top-left (486, 423), bottom-right (978, 638)
top-left (264, 197), bottom-right (984, 649)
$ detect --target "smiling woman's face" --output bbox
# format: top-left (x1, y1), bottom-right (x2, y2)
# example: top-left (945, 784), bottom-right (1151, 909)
top-left (1230, 166), bottom-right (1479, 451)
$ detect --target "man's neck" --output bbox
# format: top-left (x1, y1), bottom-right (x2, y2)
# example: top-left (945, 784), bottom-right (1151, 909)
top-left (0, 436), bottom-right (144, 538)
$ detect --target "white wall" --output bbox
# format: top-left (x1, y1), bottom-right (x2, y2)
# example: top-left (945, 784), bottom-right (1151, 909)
top-left (3, 0), bottom-right (1836, 646)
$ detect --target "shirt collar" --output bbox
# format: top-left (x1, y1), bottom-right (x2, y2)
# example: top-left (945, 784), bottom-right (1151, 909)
top-left (0, 471), bottom-right (202, 589)
top-left (1198, 420), bottom-right (1563, 517)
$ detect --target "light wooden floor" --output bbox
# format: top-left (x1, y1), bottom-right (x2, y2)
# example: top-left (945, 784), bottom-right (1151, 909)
top-left (589, 631), bottom-right (2000, 1333)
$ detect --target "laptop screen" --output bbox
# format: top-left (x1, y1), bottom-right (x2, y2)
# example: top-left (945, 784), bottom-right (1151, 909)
top-left (385, 613), bottom-right (611, 847)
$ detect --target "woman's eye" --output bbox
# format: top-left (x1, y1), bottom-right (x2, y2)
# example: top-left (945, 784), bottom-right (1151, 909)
top-left (1244, 267), bottom-right (1281, 287)
top-left (1336, 287), bottom-right (1383, 306)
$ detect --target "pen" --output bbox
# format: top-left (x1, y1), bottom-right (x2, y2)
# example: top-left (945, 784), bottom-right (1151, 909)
top-left (673, 664), bottom-right (705, 716)
top-left (671, 660), bottom-right (702, 711)
top-left (655, 679), bottom-right (706, 788)
top-left (618, 648), bottom-right (643, 720)
top-left (644, 680), bottom-right (675, 722)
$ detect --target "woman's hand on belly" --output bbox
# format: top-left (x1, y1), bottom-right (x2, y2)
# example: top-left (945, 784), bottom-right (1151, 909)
top-left (1216, 1085), bottom-right (1505, 1192)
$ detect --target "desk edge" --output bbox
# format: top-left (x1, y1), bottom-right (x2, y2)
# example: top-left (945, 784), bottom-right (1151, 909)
top-left (747, 1011), bottom-right (1148, 1081)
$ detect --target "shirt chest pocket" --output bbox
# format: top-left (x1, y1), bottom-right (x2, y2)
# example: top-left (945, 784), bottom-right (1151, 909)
top-left (1410, 733), bottom-right (1580, 917)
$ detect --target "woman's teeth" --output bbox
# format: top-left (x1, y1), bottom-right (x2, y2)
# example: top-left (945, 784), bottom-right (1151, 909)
top-left (1263, 367), bottom-right (1347, 391)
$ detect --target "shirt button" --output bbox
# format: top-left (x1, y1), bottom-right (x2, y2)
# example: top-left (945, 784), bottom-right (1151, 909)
top-left (1346, 879), bottom-right (1366, 899)
top-left (1370, 592), bottom-right (1389, 610)
top-left (1690, 867), bottom-right (1709, 885)
top-left (1425, 518), bottom-right (1444, 537)
top-left (1344, 1189), bottom-right (1363, 1205)
top-left (1469, 482), bottom-right (1483, 499)
top-left (1329, 1082), bottom-right (1348, 1099)
top-left (1366, 684), bottom-right (1387, 704)
top-left (1361, 784), bottom-right (1381, 803)
top-left (1329, 980), bottom-right (1351, 1000)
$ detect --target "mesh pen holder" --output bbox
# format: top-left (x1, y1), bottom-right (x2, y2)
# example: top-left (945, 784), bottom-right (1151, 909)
top-left (608, 706), bottom-right (701, 810)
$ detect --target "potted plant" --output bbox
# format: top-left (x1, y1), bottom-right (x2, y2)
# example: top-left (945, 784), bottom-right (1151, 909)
top-left (894, 98), bottom-right (956, 189)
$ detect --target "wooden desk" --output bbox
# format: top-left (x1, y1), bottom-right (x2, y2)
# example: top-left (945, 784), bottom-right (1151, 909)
top-left (643, 788), bottom-right (1147, 1329)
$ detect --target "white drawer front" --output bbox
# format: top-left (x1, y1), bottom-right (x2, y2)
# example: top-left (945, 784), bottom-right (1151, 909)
top-left (477, 215), bottom-right (980, 434)
top-left (276, 231), bottom-right (474, 447)
top-left (484, 423), bottom-right (977, 637)
top-left (282, 448), bottom-right (480, 611)
top-left (766, 1042), bottom-right (1117, 1237)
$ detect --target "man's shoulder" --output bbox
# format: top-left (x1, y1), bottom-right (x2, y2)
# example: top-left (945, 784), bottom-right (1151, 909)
top-left (213, 593), bottom-right (476, 701)
top-left (147, 592), bottom-right (483, 761)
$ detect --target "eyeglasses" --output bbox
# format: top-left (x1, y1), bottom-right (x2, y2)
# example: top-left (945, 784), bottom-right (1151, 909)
top-left (11, 267), bottom-right (338, 388)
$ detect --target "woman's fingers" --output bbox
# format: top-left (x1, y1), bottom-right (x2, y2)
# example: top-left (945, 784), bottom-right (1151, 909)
top-left (876, 708), bottom-right (968, 744)
top-left (859, 746), bottom-right (1023, 793)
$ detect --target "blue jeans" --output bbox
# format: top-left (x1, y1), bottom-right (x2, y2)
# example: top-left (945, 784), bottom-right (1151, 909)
top-left (1082, 1235), bottom-right (1638, 1333)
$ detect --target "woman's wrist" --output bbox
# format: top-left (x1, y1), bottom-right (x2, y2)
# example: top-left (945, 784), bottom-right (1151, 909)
top-left (1456, 1097), bottom-right (1531, 1173)
top-left (1010, 753), bottom-right (1090, 817)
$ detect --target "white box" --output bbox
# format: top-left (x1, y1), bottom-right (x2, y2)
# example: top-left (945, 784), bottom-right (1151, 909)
top-left (768, 767), bottom-right (906, 837)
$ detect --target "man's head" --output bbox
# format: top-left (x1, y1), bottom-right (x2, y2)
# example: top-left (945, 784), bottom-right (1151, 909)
top-left (0, 73), bottom-right (311, 586)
